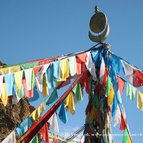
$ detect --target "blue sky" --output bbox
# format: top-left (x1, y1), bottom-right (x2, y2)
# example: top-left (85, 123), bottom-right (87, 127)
top-left (0, 1), bottom-right (143, 142)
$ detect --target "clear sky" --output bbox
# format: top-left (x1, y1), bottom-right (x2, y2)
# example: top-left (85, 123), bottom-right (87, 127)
top-left (0, 1), bottom-right (143, 143)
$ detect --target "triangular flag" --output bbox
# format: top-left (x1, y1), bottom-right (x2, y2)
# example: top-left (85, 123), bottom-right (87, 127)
top-left (16, 117), bottom-right (33, 136)
top-left (33, 66), bottom-right (42, 76)
top-left (14, 71), bottom-right (23, 91)
top-left (24, 68), bottom-right (35, 90)
top-left (119, 106), bottom-right (127, 131)
top-left (133, 70), bottom-right (143, 87)
top-left (58, 103), bottom-right (68, 124)
top-left (48, 113), bottom-right (59, 133)
top-left (1, 130), bottom-right (16, 143)
top-left (114, 80), bottom-right (122, 104)
top-left (35, 71), bottom-right (43, 93)
top-left (44, 89), bottom-right (58, 105)
top-left (46, 64), bottom-right (55, 89)
top-left (42, 73), bottom-right (48, 96)
top-left (1, 83), bottom-right (8, 106)
top-left (14, 71), bottom-right (24, 98)
top-left (53, 61), bottom-right (60, 80)
top-left (28, 86), bottom-right (40, 102)
top-left (105, 76), bottom-right (111, 97)
top-left (137, 91), bottom-right (143, 111)
top-left (122, 129), bottom-right (131, 143)
top-left (5, 73), bottom-right (15, 96)
top-left (117, 76), bottom-right (125, 95)
top-left (85, 51), bottom-right (96, 80)
top-left (64, 91), bottom-right (75, 115)
top-left (91, 50), bottom-right (99, 63)
top-left (120, 114), bottom-right (126, 131)
top-left (121, 60), bottom-right (134, 81)
top-left (113, 105), bottom-right (121, 127)
top-left (121, 60), bottom-right (143, 87)
top-left (41, 63), bottom-right (50, 74)
top-left (30, 102), bottom-right (46, 121)
top-left (38, 122), bottom-right (49, 143)
top-left (112, 94), bottom-right (117, 117)
top-left (117, 89), bottom-right (123, 104)
top-left (68, 56), bottom-right (77, 76)
top-left (100, 57), bottom-right (106, 83)
top-left (35, 64), bottom-right (49, 93)
top-left (29, 134), bottom-right (38, 143)
top-left (110, 54), bottom-right (122, 74)
top-left (76, 53), bottom-right (87, 75)
top-left (107, 83), bottom-right (114, 106)
top-left (126, 83), bottom-right (136, 100)
top-left (23, 79), bottom-right (33, 98)
top-left (59, 58), bottom-right (69, 81)
top-left (122, 129), bottom-right (128, 143)
top-left (72, 83), bottom-right (83, 102)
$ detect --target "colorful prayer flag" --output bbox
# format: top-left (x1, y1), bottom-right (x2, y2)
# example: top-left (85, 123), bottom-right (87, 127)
top-left (137, 91), bottom-right (143, 111)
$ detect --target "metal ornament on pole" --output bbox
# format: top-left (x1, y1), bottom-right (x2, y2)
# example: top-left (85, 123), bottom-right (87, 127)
top-left (89, 6), bottom-right (110, 44)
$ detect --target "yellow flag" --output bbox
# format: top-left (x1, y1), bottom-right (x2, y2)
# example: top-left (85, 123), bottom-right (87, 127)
top-left (1, 83), bottom-right (8, 106)
top-left (0, 66), bottom-right (20, 75)
top-left (14, 71), bottom-right (23, 90)
top-left (128, 136), bottom-right (131, 143)
top-left (42, 73), bottom-right (48, 96)
top-left (137, 91), bottom-right (143, 111)
top-left (64, 91), bottom-right (75, 115)
top-left (30, 103), bottom-right (46, 121)
top-left (60, 59), bottom-right (69, 81)
top-left (107, 83), bottom-right (114, 106)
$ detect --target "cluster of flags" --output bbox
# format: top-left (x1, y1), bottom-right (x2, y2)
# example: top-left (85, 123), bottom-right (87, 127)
top-left (0, 50), bottom-right (94, 107)
top-left (1, 78), bottom-right (84, 143)
top-left (1, 45), bottom-right (143, 142)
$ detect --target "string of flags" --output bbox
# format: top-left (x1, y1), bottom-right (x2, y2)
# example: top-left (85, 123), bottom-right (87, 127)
top-left (1, 48), bottom-right (143, 110)
top-left (1, 77), bottom-right (83, 142)
top-left (1, 83), bottom-right (82, 143)
top-left (1, 44), bottom-right (143, 142)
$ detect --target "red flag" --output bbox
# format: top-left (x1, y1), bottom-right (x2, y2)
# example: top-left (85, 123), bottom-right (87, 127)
top-left (103, 68), bottom-right (109, 86)
top-left (38, 122), bottom-right (49, 143)
top-left (120, 114), bottom-right (126, 131)
top-left (33, 66), bottom-right (42, 76)
top-left (23, 79), bottom-right (34, 98)
top-left (117, 76), bottom-right (125, 94)
top-left (122, 60), bottom-right (143, 87)
top-left (133, 70), bottom-right (143, 87)
top-left (76, 53), bottom-right (87, 75)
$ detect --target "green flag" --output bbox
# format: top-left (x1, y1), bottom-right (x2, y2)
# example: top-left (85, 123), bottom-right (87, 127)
top-left (122, 129), bottom-right (128, 143)
top-left (126, 83), bottom-right (136, 100)
top-left (72, 83), bottom-right (83, 102)
top-left (105, 76), bottom-right (111, 97)
top-left (30, 134), bottom-right (38, 143)
top-left (44, 89), bottom-right (58, 105)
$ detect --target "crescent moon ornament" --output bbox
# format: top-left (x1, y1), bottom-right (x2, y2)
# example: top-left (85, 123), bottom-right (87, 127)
top-left (89, 23), bottom-right (110, 43)
top-left (89, 6), bottom-right (110, 43)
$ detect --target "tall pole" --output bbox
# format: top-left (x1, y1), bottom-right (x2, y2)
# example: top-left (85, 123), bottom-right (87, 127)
top-left (84, 6), bottom-right (112, 143)
top-left (85, 6), bottom-right (133, 143)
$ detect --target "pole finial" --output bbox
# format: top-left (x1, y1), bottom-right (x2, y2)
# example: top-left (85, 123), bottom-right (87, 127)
top-left (95, 5), bottom-right (99, 13)
top-left (89, 6), bottom-right (110, 43)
